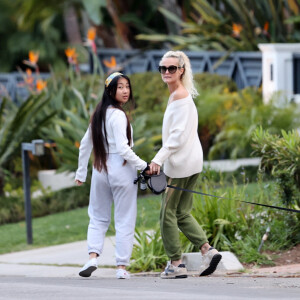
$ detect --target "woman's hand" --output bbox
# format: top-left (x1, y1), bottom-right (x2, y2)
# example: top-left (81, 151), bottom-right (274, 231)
top-left (149, 162), bottom-right (161, 175)
top-left (75, 179), bottom-right (83, 186)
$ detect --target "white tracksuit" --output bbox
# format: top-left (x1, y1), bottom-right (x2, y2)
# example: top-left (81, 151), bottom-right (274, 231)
top-left (75, 108), bottom-right (147, 266)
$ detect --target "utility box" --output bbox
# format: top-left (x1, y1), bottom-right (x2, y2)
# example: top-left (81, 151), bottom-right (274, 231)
top-left (258, 43), bottom-right (300, 104)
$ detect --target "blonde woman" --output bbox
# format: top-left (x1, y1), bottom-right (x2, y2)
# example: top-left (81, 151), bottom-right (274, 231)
top-left (149, 51), bottom-right (222, 279)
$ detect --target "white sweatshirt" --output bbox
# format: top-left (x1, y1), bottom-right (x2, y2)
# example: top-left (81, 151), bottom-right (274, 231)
top-left (75, 108), bottom-right (147, 182)
top-left (152, 94), bottom-right (203, 178)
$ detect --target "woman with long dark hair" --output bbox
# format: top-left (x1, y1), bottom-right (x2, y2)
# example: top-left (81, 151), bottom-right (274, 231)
top-left (75, 72), bottom-right (147, 279)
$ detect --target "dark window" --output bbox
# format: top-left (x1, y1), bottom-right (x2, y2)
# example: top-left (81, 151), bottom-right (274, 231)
top-left (294, 55), bottom-right (300, 94)
top-left (270, 63), bottom-right (273, 81)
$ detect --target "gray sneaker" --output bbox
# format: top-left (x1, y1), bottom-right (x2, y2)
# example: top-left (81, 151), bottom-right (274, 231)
top-left (161, 262), bottom-right (188, 279)
top-left (199, 247), bottom-right (222, 276)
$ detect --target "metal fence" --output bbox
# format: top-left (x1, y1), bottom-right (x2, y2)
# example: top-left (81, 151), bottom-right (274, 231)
top-left (91, 49), bottom-right (262, 89)
top-left (0, 72), bottom-right (50, 104)
top-left (1, 50), bottom-right (262, 103)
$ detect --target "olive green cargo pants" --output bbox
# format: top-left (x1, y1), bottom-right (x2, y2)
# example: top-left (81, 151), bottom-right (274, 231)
top-left (160, 173), bottom-right (208, 261)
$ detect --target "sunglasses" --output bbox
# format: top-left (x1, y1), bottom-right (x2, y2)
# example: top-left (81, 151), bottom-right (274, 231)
top-left (158, 65), bottom-right (181, 74)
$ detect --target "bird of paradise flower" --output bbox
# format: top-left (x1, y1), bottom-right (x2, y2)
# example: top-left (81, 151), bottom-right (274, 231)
top-left (103, 56), bottom-right (121, 73)
top-left (21, 51), bottom-right (47, 93)
top-left (65, 47), bottom-right (80, 74)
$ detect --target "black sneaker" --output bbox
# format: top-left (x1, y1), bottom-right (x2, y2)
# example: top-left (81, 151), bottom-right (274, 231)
top-left (199, 247), bottom-right (222, 276)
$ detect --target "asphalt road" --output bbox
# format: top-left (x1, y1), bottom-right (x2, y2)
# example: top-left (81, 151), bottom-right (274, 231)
top-left (0, 275), bottom-right (299, 300)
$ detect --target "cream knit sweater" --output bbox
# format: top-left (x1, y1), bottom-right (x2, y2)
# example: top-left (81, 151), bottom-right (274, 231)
top-left (152, 94), bottom-right (203, 178)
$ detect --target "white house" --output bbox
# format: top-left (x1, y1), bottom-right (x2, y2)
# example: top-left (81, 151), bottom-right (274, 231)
top-left (258, 43), bottom-right (300, 104)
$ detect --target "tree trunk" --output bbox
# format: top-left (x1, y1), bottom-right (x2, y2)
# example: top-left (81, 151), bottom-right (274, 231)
top-left (96, 25), bottom-right (119, 48)
top-left (63, 5), bottom-right (82, 44)
top-left (161, 0), bottom-right (182, 35)
top-left (106, 0), bottom-right (132, 49)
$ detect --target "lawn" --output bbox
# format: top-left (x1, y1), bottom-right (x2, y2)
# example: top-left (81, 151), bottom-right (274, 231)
top-left (0, 182), bottom-right (272, 255)
top-left (0, 193), bottom-right (161, 254)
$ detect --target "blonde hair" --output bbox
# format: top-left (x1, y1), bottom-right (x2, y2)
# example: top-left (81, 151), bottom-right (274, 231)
top-left (160, 51), bottom-right (199, 98)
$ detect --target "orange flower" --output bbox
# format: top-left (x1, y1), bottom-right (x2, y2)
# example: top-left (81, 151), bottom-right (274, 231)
top-left (25, 68), bottom-right (34, 85)
top-left (86, 27), bottom-right (97, 53)
top-left (74, 141), bottom-right (80, 148)
top-left (263, 22), bottom-right (269, 32)
top-left (29, 51), bottom-right (39, 65)
top-left (262, 21), bottom-right (270, 38)
top-left (65, 47), bottom-right (76, 58)
top-left (232, 23), bottom-right (243, 37)
top-left (87, 27), bottom-right (96, 41)
top-left (65, 47), bottom-right (78, 65)
top-left (103, 56), bottom-right (117, 69)
top-left (26, 68), bottom-right (32, 76)
top-left (36, 79), bottom-right (47, 92)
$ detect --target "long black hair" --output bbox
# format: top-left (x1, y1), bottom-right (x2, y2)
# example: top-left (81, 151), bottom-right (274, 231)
top-left (91, 73), bottom-right (134, 172)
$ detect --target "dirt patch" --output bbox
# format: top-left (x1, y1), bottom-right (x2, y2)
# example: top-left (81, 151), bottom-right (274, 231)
top-left (242, 244), bottom-right (300, 269)
top-left (266, 244), bottom-right (300, 266)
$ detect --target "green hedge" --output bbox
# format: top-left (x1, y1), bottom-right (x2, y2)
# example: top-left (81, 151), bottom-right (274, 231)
top-left (0, 182), bottom-right (90, 224)
top-left (130, 72), bottom-right (237, 113)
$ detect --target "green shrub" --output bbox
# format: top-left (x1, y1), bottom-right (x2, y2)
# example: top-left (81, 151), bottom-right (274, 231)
top-left (128, 227), bottom-right (168, 273)
top-left (0, 93), bottom-right (57, 171)
top-left (130, 72), bottom-right (169, 113)
top-left (232, 209), bottom-right (300, 266)
top-left (180, 171), bottom-right (300, 265)
top-left (2, 70), bottom-right (300, 238)
top-left (131, 72), bottom-right (239, 159)
top-left (200, 88), bottom-right (300, 159)
top-left (0, 181), bottom-right (90, 224)
top-left (190, 176), bottom-right (251, 251)
top-left (3, 71), bottom-right (299, 179)
top-left (194, 73), bottom-right (237, 92)
top-left (252, 127), bottom-right (300, 207)
top-left (232, 234), bottom-right (275, 266)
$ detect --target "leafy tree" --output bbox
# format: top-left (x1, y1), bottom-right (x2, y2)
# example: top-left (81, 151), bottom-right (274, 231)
top-left (137, 0), bottom-right (300, 51)
top-left (0, 0), bottom-right (171, 72)
top-left (0, 0), bottom-right (70, 72)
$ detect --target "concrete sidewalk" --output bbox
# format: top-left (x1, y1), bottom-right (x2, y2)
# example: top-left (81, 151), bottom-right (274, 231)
top-left (0, 237), bottom-right (299, 278)
top-left (0, 237), bottom-right (116, 278)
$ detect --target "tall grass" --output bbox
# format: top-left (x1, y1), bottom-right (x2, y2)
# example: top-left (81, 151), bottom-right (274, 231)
top-left (130, 171), bottom-right (300, 271)
top-left (184, 172), bottom-right (300, 264)
top-left (128, 227), bottom-right (168, 272)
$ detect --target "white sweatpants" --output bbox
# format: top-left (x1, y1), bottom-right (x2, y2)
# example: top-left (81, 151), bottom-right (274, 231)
top-left (87, 153), bottom-right (138, 266)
